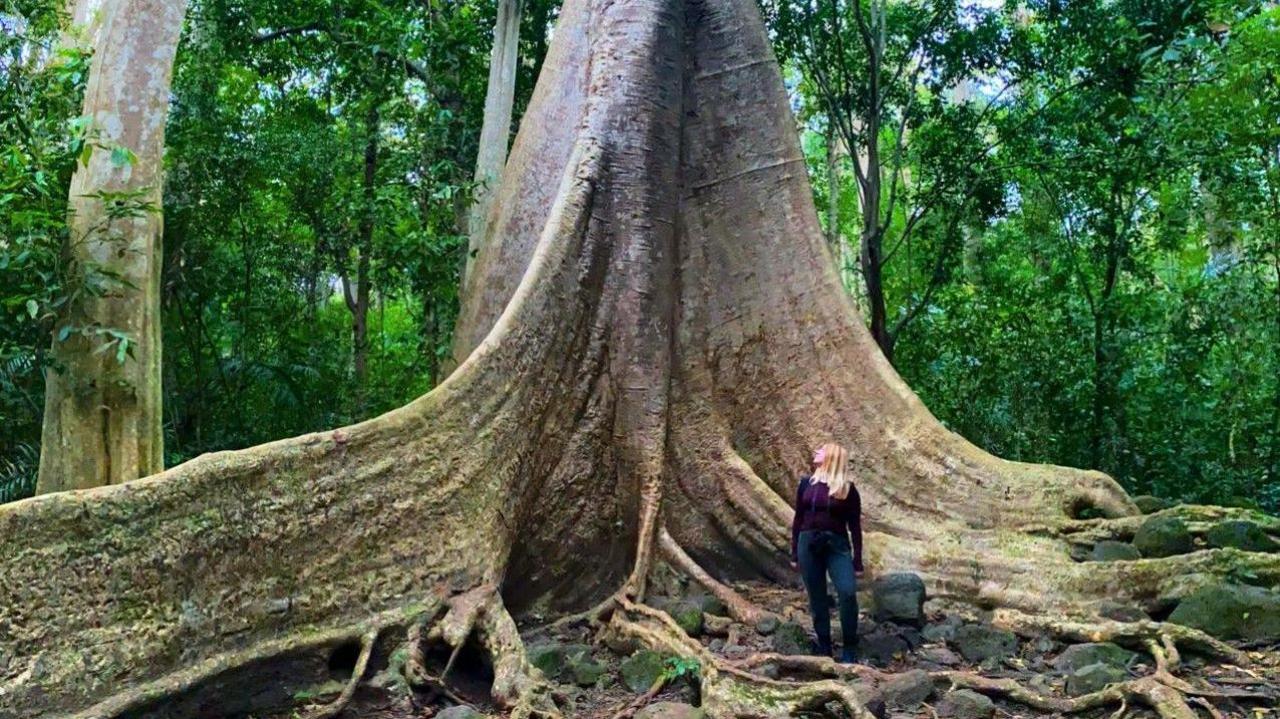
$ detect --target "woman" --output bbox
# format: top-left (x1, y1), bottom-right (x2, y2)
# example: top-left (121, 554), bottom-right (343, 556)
top-left (791, 442), bottom-right (864, 662)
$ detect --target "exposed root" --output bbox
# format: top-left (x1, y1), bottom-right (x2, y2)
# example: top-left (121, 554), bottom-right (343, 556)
top-left (603, 598), bottom-right (876, 719)
top-left (658, 526), bottom-right (775, 625)
top-left (477, 592), bottom-right (561, 718)
top-left (404, 588), bottom-right (560, 718)
top-left (305, 628), bottom-right (378, 719)
top-left (729, 651), bottom-right (878, 682)
top-left (992, 608), bottom-right (1250, 665)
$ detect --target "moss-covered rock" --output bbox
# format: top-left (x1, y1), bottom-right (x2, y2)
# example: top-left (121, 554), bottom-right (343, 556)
top-left (621, 650), bottom-right (668, 693)
top-left (1205, 520), bottom-right (1278, 553)
top-left (950, 624), bottom-right (1017, 663)
top-left (769, 621), bottom-right (811, 655)
top-left (568, 655), bottom-right (608, 687)
top-left (1167, 584), bottom-right (1280, 641)
top-left (1133, 515), bottom-right (1192, 558)
top-left (1066, 662), bottom-right (1127, 696)
top-left (670, 600), bottom-right (705, 636)
top-left (1052, 642), bottom-right (1137, 673)
top-left (939, 689), bottom-right (995, 719)
top-left (695, 593), bottom-right (727, 617)
top-left (1133, 495), bottom-right (1174, 513)
top-left (1090, 540), bottom-right (1141, 562)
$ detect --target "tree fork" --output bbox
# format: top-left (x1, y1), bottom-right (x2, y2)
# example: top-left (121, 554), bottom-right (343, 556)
top-left (4, 0), bottom-right (1279, 717)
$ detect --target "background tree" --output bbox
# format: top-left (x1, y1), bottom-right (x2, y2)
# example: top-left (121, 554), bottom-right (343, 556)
top-left (464, 0), bottom-right (523, 285)
top-left (35, 0), bottom-right (186, 494)
top-left (766, 0), bottom-right (1005, 362)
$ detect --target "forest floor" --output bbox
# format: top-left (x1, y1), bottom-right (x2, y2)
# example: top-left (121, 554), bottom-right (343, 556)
top-left (265, 578), bottom-right (1280, 719)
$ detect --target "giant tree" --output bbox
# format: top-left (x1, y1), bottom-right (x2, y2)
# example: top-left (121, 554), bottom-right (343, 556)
top-left (3, 1), bottom-right (1276, 718)
top-left (35, 0), bottom-right (186, 493)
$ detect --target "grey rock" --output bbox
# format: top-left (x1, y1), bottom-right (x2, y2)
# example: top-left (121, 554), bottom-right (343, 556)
top-left (754, 614), bottom-right (780, 635)
top-left (722, 643), bottom-right (749, 661)
top-left (950, 624), bottom-right (1017, 663)
top-left (871, 573), bottom-right (927, 626)
top-left (1066, 662), bottom-right (1127, 696)
top-left (694, 593), bottom-right (728, 617)
top-left (916, 645), bottom-right (962, 667)
top-left (938, 689), bottom-right (995, 719)
top-left (1133, 516), bottom-right (1193, 558)
top-left (922, 622), bottom-right (958, 643)
top-left (860, 630), bottom-right (910, 667)
top-left (437, 707), bottom-right (485, 719)
top-left (880, 669), bottom-right (936, 709)
top-left (1167, 584), bottom-right (1280, 642)
top-left (635, 702), bottom-right (705, 719)
top-left (1091, 540), bottom-right (1141, 562)
top-left (1052, 643), bottom-right (1138, 673)
top-left (1206, 520), bottom-right (1278, 552)
top-left (1098, 601), bottom-right (1148, 623)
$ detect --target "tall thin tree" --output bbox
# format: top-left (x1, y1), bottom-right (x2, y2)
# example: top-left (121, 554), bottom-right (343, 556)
top-left (36, 0), bottom-right (186, 493)
top-left (463, 0), bottom-right (524, 286)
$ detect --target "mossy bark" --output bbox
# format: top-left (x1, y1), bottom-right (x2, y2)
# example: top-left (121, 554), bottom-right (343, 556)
top-left (4, 0), bottom-right (1278, 716)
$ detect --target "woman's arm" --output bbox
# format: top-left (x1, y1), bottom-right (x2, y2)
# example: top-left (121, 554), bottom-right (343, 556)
top-left (791, 477), bottom-right (808, 562)
top-left (848, 487), bottom-right (864, 572)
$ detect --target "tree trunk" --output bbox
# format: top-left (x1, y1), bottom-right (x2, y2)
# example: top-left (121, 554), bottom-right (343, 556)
top-left (825, 122), bottom-right (842, 276)
top-left (462, 0), bottom-right (524, 286)
top-left (6, 1), bottom-right (1271, 717)
top-left (352, 104), bottom-right (379, 407)
top-left (35, 0), bottom-right (184, 495)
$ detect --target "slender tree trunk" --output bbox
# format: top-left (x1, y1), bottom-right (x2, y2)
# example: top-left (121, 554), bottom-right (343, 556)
top-left (36, 0), bottom-right (186, 494)
top-left (352, 104), bottom-right (379, 409)
top-left (1090, 236), bottom-right (1121, 472)
top-left (462, 0), bottom-right (524, 286)
top-left (825, 123), bottom-right (842, 275)
top-left (855, 2), bottom-right (892, 363)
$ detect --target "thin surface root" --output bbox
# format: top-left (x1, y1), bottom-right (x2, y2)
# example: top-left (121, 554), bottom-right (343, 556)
top-left (603, 598), bottom-right (876, 719)
top-left (306, 628), bottom-right (378, 719)
top-left (658, 527), bottom-right (775, 626)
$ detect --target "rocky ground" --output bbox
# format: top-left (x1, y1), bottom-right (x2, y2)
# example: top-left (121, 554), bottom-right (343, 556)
top-left (267, 506), bottom-right (1280, 719)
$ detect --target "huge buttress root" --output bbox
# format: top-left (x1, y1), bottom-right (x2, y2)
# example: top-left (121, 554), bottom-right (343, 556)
top-left (3, 0), bottom-right (1278, 716)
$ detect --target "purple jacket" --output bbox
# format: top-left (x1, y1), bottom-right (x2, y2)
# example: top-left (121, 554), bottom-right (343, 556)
top-left (791, 474), bottom-right (864, 571)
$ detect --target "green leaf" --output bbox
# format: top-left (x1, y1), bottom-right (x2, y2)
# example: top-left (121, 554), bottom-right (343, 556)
top-left (110, 146), bottom-right (138, 168)
top-left (25, 300), bottom-right (37, 319)
top-left (115, 338), bottom-right (129, 364)
top-left (57, 326), bottom-right (73, 342)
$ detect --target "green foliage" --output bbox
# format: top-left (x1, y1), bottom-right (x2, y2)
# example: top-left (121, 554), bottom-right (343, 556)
top-left (662, 655), bottom-right (702, 684)
top-left (0, 1), bottom-right (89, 478)
top-left (788, 0), bottom-right (1280, 511)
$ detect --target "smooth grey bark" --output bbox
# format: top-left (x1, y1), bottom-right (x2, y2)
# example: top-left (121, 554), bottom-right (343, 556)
top-left (37, 0), bottom-right (185, 494)
top-left (463, 0), bottom-right (524, 287)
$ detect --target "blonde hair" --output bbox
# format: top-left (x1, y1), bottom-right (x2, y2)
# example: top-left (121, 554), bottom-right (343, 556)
top-left (812, 442), bottom-right (851, 500)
